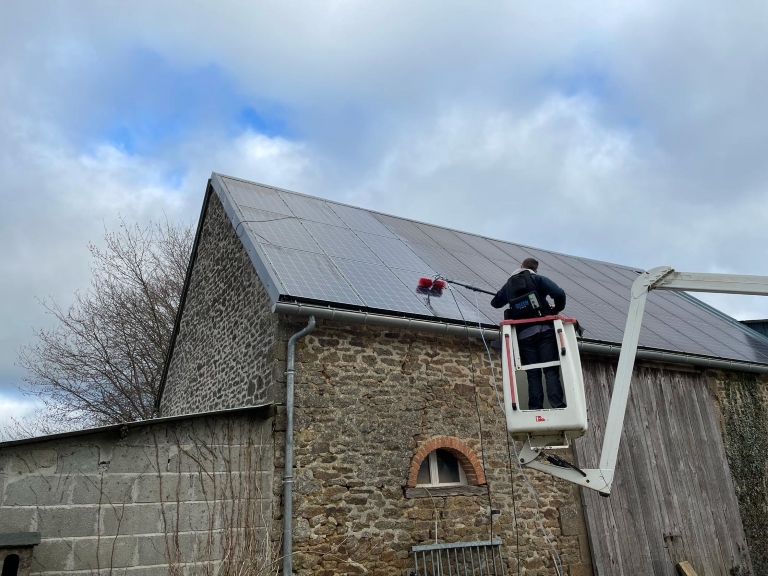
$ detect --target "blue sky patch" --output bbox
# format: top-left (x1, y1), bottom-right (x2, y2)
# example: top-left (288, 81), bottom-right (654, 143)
top-left (82, 48), bottom-right (294, 158)
top-left (541, 61), bottom-right (644, 134)
top-left (238, 106), bottom-right (292, 138)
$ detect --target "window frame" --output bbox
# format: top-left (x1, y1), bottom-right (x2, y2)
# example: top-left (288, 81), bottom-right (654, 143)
top-left (416, 449), bottom-right (468, 488)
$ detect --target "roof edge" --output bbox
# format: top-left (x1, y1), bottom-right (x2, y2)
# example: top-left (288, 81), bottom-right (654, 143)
top-left (274, 300), bottom-right (768, 374)
top-left (154, 180), bottom-right (215, 416)
top-left (0, 405), bottom-right (274, 449)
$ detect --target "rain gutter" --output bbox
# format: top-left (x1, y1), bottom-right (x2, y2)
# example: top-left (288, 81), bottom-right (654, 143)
top-left (576, 341), bottom-right (768, 374)
top-left (273, 301), bottom-right (768, 374)
top-left (273, 301), bottom-right (496, 341)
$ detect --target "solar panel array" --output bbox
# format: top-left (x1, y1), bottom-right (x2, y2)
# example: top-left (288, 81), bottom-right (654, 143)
top-left (214, 174), bottom-right (768, 365)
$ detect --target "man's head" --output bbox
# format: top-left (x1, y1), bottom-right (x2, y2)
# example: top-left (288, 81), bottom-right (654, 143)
top-left (522, 257), bottom-right (539, 272)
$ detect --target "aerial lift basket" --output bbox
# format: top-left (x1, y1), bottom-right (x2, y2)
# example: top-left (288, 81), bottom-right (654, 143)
top-left (500, 315), bottom-right (588, 449)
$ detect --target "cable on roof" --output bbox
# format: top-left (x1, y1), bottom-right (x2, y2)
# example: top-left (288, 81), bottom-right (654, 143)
top-left (234, 216), bottom-right (298, 241)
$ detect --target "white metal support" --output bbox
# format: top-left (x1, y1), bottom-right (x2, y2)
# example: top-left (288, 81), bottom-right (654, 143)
top-left (520, 265), bottom-right (768, 496)
top-left (518, 438), bottom-right (613, 491)
top-left (598, 267), bottom-right (668, 473)
top-left (653, 270), bottom-right (768, 296)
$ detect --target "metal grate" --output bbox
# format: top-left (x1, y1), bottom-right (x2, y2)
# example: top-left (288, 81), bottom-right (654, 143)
top-left (411, 540), bottom-right (505, 576)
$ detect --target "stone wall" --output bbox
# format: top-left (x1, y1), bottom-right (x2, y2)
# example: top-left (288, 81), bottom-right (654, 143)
top-left (708, 370), bottom-right (768, 575)
top-left (0, 409), bottom-right (276, 576)
top-left (161, 192), bottom-right (280, 416)
top-left (280, 317), bottom-right (592, 576)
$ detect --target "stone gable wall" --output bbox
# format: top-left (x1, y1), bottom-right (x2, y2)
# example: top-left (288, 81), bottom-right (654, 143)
top-left (278, 317), bottom-right (592, 576)
top-left (0, 411), bottom-right (276, 576)
top-left (161, 192), bottom-right (280, 416)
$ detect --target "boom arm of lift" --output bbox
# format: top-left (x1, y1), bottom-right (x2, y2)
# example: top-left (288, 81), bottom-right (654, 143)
top-left (518, 266), bottom-right (768, 496)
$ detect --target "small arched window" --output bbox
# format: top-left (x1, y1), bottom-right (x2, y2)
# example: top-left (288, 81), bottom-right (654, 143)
top-left (407, 436), bottom-right (486, 490)
top-left (416, 449), bottom-right (467, 487)
top-left (2, 554), bottom-right (20, 576)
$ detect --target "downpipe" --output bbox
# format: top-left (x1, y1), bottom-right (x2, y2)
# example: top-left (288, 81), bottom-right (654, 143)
top-left (283, 316), bottom-right (316, 576)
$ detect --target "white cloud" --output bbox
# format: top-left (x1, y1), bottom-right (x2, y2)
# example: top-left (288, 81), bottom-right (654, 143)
top-left (0, 393), bottom-right (41, 440)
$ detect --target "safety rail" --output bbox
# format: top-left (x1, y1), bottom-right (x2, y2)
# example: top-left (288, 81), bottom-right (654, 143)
top-left (411, 540), bottom-right (505, 576)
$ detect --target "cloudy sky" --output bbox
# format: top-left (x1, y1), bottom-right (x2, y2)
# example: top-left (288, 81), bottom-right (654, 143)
top-left (2, 1), bottom-right (768, 429)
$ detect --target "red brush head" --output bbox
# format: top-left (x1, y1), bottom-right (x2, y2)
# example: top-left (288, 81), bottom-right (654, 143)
top-left (418, 277), bottom-right (433, 289)
top-left (417, 277), bottom-right (445, 297)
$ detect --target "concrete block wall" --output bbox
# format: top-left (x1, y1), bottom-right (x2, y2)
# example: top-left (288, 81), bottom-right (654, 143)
top-left (161, 191), bottom-right (281, 417)
top-left (0, 411), bottom-right (276, 576)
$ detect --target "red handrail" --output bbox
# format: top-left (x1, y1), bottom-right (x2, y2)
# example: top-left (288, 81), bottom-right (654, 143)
top-left (499, 314), bottom-right (578, 326)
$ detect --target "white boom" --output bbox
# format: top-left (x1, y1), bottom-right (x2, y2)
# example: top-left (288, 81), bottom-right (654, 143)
top-left (520, 266), bottom-right (768, 495)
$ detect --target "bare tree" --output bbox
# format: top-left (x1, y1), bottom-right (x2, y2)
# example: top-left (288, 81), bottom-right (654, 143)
top-left (15, 217), bottom-right (193, 433)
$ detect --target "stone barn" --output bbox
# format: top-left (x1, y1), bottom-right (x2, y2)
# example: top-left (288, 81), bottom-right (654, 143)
top-left (2, 173), bottom-right (768, 576)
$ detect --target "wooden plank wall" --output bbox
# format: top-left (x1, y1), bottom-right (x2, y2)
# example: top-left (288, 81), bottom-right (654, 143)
top-left (574, 359), bottom-right (753, 576)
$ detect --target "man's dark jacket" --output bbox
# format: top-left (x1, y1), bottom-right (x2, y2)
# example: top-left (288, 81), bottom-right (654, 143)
top-left (491, 270), bottom-right (566, 315)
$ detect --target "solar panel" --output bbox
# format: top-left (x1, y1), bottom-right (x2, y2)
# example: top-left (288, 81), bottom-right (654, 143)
top-left (452, 231), bottom-right (518, 262)
top-left (486, 239), bottom-right (537, 264)
top-left (360, 235), bottom-right (434, 273)
top-left (223, 177), bottom-right (293, 216)
top-left (328, 204), bottom-right (397, 238)
top-left (238, 206), bottom-right (321, 253)
top-left (373, 214), bottom-right (441, 246)
top-left (331, 258), bottom-right (431, 315)
top-left (302, 221), bottom-right (381, 264)
top-left (415, 223), bottom-right (480, 255)
top-left (278, 192), bottom-right (347, 227)
top-left (450, 251), bottom-right (511, 289)
top-left (211, 173), bottom-right (768, 366)
top-left (261, 245), bottom-right (363, 306)
top-left (389, 268), bottom-right (493, 324)
top-left (407, 243), bottom-right (488, 288)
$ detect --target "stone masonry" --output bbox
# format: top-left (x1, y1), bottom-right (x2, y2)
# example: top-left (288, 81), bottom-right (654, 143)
top-left (278, 317), bottom-right (593, 576)
top-left (162, 191), bottom-right (281, 416)
top-left (0, 409), bottom-right (275, 576)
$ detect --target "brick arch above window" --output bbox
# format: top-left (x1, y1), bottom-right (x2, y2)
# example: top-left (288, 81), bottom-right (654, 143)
top-left (407, 436), bottom-right (486, 488)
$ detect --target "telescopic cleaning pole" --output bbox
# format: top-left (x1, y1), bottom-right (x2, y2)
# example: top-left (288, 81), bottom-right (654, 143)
top-left (443, 278), bottom-right (497, 296)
